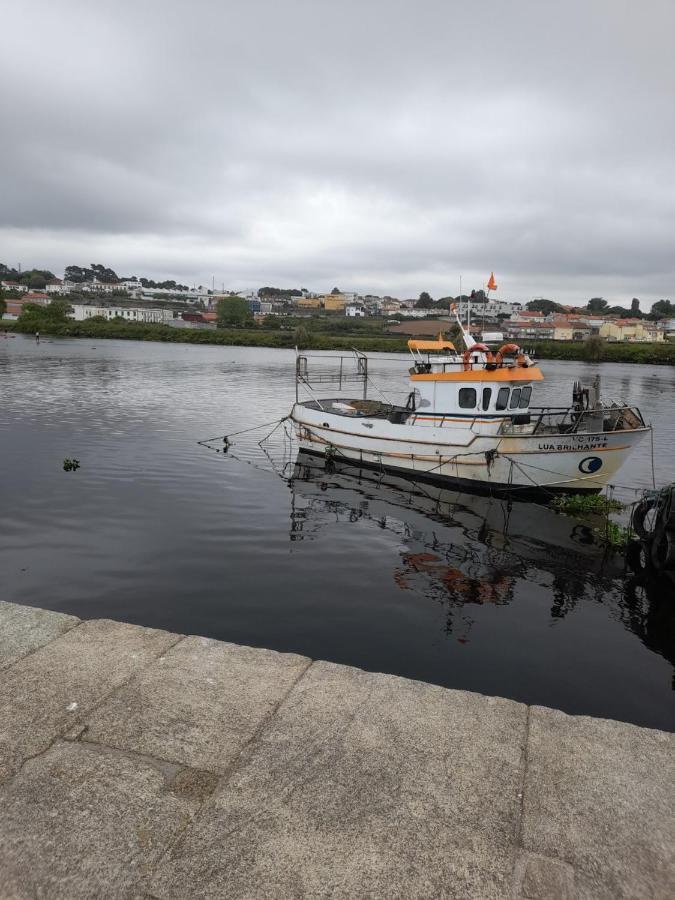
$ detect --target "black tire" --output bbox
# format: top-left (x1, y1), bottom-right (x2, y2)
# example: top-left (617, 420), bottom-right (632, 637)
top-left (632, 498), bottom-right (656, 541)
top-left (652, 530), bottom-right (675, 573)
top-left (626, 539), bottom-right (650, 574)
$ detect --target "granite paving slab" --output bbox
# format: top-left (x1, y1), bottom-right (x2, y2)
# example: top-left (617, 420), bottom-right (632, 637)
top-left (149, 660), bottom-right (528, 900)
top-left (81, 635), bottom-right (312, 771)
top-left (0, 740), bottom-right (201, 900)
top-left (0, 618), bottom-right (179, 782)
top-left (521, 705), bottom-right (675, 900)
top-left (0, 600), bottom-right (80, 671)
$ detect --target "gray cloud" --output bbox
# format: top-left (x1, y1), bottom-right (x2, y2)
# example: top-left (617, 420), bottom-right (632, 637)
top-left (1, 0), bottom-right (674, 305)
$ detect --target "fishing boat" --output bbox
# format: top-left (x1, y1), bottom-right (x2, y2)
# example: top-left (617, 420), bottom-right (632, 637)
top-left (289, 312), bottom-right (650, 497)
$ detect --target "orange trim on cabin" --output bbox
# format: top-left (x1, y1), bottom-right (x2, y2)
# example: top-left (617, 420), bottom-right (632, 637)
top-left (410, 367), bottom-right (544, 383)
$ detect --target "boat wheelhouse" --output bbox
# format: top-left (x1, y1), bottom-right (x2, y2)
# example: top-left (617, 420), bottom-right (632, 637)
top-left (290, 321), bottom-right (650, 497)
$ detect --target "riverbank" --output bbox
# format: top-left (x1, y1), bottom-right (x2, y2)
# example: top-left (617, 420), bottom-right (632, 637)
top-left (0, 599), bottom-right (672, 898)
top-left (3, 318), bottom-right (675, 363)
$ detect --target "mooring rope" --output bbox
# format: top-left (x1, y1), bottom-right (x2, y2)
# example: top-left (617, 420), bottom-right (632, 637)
top-left (197, 416), bottom-right (289, 447)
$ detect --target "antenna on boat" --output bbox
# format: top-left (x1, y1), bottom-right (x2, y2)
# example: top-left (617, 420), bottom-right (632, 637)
top-left (450, 302), bottom-right (476, 350)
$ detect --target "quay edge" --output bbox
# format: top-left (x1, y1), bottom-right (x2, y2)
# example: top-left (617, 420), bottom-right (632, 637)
top-left (0, 599), bottom-right (673, 899)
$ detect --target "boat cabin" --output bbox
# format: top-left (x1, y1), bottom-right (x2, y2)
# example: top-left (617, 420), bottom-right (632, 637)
top-left (406, 336), bottom-right (542, 419)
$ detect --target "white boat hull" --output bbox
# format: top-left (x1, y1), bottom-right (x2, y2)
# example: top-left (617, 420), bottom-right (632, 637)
top-left (290, 402), bottom-right (649, 495)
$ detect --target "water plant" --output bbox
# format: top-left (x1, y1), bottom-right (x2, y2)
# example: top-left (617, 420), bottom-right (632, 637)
top-left (551, 493), bottom-right (623, 515)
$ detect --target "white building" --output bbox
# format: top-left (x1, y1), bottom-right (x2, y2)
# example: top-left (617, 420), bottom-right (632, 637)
top-left (62, 278), bottom-right (120, 294)
top-left (401, 308), bottom-right (446, 319)
top-left (456, 298), bottom-right (522, 320)
top-left (1, 281), bottom-right (28, 293)
top-left (69, 305), bottom-right (175, 325)
top-left (345, 304), bottom-right (367, 317)
top-left (45, 279), bottom-right (65, 294)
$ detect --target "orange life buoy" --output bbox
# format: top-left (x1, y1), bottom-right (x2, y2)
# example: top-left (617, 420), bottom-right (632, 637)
top-left (462, 343), bottom-right (494, 371)
top-left (495, 342), bottom-right (521, 366)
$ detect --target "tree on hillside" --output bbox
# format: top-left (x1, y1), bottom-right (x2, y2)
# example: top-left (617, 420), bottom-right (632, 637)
top-left (526, 299), bottom-right (565, 314)
top-left (64, 265), bottom-right (91, 283)
top-left (258, 286), bottom-right (302, 299)
top-left (649, 299), bottom-right (675, 319)
top-left (330, 287), bottom-right (341, 295)
top-left (586, 297), bottom-right (609, 313)
top-left (415, 291), bottom-right (435, 309)
top-left (630, 298), bottom-right (640, 317)
top-left (216, 297), bottom-right (253, 328)
top-left (28, 273), bottom-right (47, 289)
top-left (44, 299), bottom-right (73, 321)
top-left (65, 264), bottom-right (119, 284)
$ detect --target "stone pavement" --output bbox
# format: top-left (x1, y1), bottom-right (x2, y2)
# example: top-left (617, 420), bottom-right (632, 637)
top-left (0, 600), bottom-right (672, 899)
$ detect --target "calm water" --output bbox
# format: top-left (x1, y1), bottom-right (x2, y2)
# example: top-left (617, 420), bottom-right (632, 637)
top-left (1, 335), bottom-right (674, 730)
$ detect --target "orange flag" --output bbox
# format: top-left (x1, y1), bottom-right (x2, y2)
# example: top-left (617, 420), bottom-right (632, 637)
top-left (487, 272), bottom-right (497, 291)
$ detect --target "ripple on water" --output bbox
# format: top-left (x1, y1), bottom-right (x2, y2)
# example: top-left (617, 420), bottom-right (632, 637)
top-left (1, 336), bottom-right (674, 730)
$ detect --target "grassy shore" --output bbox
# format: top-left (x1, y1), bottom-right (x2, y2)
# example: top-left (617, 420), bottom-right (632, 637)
top-left (3, 318), bottom-right (674, 364)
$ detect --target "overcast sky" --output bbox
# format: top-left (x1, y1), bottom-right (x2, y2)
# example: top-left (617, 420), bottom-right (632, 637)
top-left (2, 0), bottom-right (674, 306)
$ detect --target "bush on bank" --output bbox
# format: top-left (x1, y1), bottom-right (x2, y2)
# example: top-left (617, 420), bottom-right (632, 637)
top-left (2, 318), bottom-right (411, 353)
top-left (3, 318), bottom-right (674, 364)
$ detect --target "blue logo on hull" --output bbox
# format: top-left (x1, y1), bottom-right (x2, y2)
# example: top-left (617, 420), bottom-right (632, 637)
top-left (579, 456), bottom-right (603, 474)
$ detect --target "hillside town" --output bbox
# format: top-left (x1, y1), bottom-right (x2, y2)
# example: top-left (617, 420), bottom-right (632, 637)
top-left (1, 263), bottom-right (673, 343)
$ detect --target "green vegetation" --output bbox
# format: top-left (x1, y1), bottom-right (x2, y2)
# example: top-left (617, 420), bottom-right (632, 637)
top-left (16, 299), bottom-right (72, 329)
top-left (551, 494), bottom-right (624, 515)
top-left (64, 263), bottom-right (119, 284)
top-left (526, 298), bottom-right (565, 314)
top-left (415, 291), bottom-right (434, 308)
top-left (0, 264), bottom-right (55, 288)
top-left (2, 311), bottom-right (674, 363)
top-left (2, 316), bottom-right (411, 352)
top-left (651, 299), bottom-right (675, 318)
top-left (602, 521), bottom-right (632, 550)
top-left (258, 286), bottom-right (303, 299)
top-left (216, 296), bottom-right (253, 328)
top-left (551, 493), bottom-right (631, 552)
top-left (583, 335), bottom-right (605, 362)
top-left (521, 338), bottom-right (675, 366)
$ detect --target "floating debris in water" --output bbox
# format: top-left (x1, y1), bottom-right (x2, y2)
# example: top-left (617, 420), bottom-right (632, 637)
top-left (63, 458), bottom-right (80, 472)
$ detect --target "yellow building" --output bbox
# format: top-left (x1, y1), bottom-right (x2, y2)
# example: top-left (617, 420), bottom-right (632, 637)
top-left (296, 297), bottom-right (322, 309)
top-left (323, 293), bottom-right (347, 311)
top-left (550, 321), bottom-right (574, 341)
top-left (599, 320), bottom-right (664, 343)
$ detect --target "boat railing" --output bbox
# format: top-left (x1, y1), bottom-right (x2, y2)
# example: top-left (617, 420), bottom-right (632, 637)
top-left (526, 404), bottom-right (645, 435)
top-left (295, 352), bottom-right (370, 401)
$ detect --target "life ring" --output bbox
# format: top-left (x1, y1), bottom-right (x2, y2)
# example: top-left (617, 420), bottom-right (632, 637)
top-left (495, 343), bottom-right (522, 366)
top-left (462, 343), bottom-right (494, 371)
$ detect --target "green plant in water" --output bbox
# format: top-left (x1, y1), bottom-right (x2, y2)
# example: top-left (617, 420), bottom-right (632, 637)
top-left (551, 493), bottom-right (623, 515)
top-left (597, 521), bottom-right (632, 550)
top-left (63, 458), bottom-right (80, 471)
top-left (551, 493), bottom-right (630, 552)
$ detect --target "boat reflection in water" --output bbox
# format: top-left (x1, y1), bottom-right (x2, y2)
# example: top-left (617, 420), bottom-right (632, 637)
top-left (288, 450), bottom-right (675, 660)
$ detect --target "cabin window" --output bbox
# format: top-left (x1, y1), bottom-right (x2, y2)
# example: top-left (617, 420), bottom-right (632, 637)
top-left (519, 386), bottom-right (532, 408)
top-left (482, 388), bottom-right (492, 410)
top-left (509, 388), bottom-right (522, 409)
top-left (458, 388), bottom-right (477, 409)
top-left (496, 387), bottom-right (510, 410)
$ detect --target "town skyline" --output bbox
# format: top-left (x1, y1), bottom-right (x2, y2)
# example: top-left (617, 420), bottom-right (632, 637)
top-left (0, 259), bottom-right (670, 313)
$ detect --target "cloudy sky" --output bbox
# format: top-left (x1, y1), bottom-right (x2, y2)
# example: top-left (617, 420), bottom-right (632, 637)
top-left (2, 0), bottom-right (674, 306)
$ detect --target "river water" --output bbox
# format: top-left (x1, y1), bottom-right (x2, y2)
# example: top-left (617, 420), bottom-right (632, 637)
top-left (1, 335), bottom-right (674, 730)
